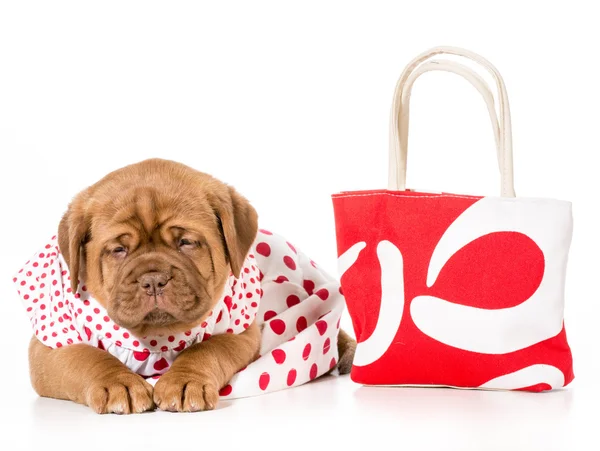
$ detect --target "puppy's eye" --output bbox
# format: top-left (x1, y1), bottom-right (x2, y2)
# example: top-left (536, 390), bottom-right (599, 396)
top-left (178, 238), bottom-right (196, 249)
top-left (112, 246), bottom-right (127, 256)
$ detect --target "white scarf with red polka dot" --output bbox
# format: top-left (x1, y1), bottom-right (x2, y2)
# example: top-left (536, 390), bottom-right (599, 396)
top-left (14, 229), bottom-right (344, 399)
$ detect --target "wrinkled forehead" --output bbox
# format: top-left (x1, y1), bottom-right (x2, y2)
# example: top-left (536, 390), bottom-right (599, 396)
top-left (89, 187), bottom-right (217, 243)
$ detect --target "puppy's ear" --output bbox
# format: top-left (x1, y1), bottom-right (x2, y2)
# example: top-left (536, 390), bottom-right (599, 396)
top-left (212, 186), bottom-right (258, 278)
top-left (58, 193), bottom-right (90, 293)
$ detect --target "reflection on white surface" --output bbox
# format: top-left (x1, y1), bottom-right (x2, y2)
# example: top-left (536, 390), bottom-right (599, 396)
top-left (352, 383), bottom-right (573, 419)
top-left (15, 376), bottom-right (580, 451)
top-left (0, 370), bottom-right (593, 451)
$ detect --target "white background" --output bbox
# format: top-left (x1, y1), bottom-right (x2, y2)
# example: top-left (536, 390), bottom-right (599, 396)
top-left (1, 1), bottom-right (598, 450)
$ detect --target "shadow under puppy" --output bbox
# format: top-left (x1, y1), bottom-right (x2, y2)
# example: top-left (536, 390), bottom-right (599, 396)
top-left (17, 158), bottom-right (355, 414)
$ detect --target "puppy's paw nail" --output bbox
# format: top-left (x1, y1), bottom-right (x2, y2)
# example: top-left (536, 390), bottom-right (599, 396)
top-left (87, 372), bottom-right (154, 414)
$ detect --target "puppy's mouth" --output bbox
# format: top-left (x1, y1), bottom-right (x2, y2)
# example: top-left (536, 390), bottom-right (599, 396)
top-left (142, 309), bottom-right (177, 326)
top-left (108, 285), bottom-right (209, 335)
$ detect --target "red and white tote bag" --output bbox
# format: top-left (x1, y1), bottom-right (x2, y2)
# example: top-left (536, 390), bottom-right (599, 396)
top-left (332, 47), bottom-right (574, 392)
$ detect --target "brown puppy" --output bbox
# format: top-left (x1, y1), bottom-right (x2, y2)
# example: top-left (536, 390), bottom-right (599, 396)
top-left (28, 158), bottom-right (355, 413)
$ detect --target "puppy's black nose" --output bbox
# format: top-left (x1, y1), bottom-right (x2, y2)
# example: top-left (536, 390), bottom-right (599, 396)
top-left (139, 272), bottom-right (170, 295)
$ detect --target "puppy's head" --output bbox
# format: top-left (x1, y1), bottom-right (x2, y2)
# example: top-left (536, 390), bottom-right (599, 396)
top-left (58, 159), bottom-right (258, 335)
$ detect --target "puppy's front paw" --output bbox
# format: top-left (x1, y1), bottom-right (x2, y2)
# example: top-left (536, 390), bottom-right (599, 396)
top-left (86, 371), bottom-right (154, 414)
top-left (153, 371), bottom-right (219, 412)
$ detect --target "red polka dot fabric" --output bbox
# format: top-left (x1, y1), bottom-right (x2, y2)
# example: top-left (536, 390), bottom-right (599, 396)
top-left (13, 230), bottom-right (344, 400)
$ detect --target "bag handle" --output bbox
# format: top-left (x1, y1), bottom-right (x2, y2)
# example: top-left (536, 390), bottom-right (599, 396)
top-left (400, 60), bottom-right (503, 170)
top-left (388, 46), bottom-right (516, 198)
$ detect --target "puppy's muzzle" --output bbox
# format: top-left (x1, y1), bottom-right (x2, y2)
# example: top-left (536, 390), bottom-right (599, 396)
top-left (138, 271), bottom-right (173, 318)
top-left (109, 252), bottom-right (205, 330)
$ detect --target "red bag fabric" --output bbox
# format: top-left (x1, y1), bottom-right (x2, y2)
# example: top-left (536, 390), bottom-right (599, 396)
top-left (331, 48), bottom-right (573, 392)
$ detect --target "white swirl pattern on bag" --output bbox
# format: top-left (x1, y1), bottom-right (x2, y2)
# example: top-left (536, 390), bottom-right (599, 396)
top-left (337, 242), bottom-right (366, 276)
top-left (342, 241), bottom-right (405, 367)
top-left (411, 197), bottom-right (572, 354)
top-left (479, 364), bottom-right (565, 390)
